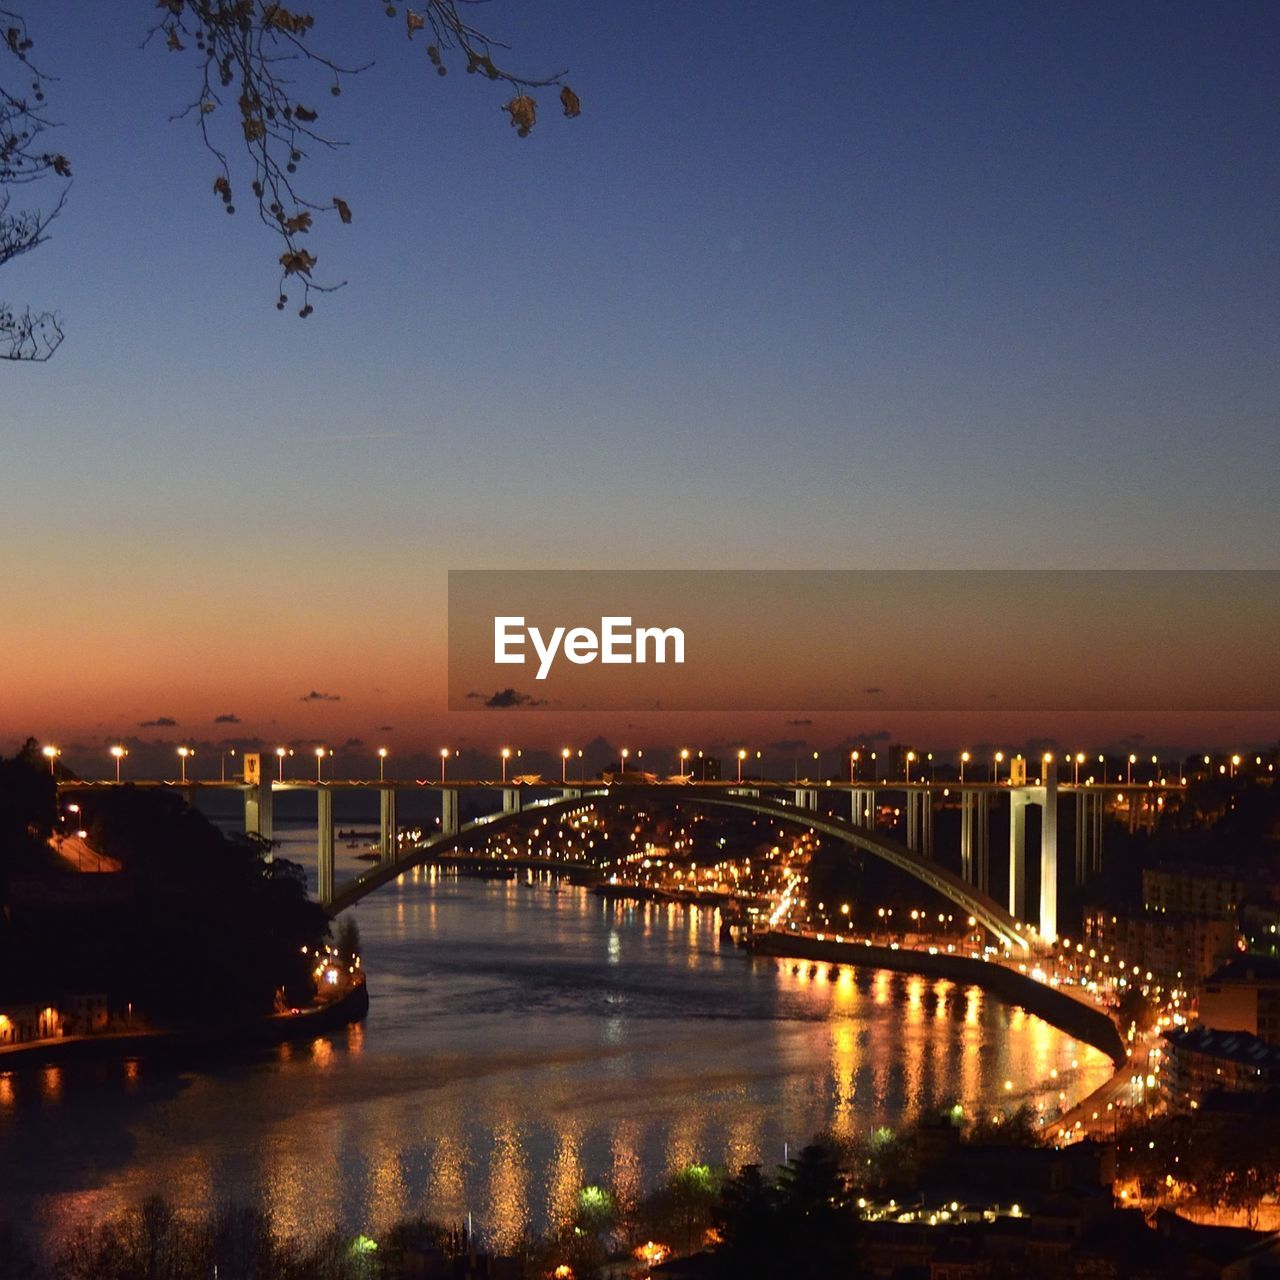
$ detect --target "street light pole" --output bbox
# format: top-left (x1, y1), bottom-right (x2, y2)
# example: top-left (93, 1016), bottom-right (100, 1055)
top-left (177, 746), bottom-right (193, 784)
top-left (110, 745), bottom-right (127, 783)
top-left (378, 747), bottom-right (388, 782)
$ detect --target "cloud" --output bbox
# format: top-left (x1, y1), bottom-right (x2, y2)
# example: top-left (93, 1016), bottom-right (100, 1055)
top-left (863, 686), bottom-right (883, 695)
top-left (138, 716), bottom-right (177, 728)
top-left (768, 739), bottom-right (810, 753)
top-left (213, 713), bottom-right (241, 724)
top-left (376, 725), bottom-right (394, 732)
top-left (343, 737), bottom-right (364, 749)
top-left (787, 718), bottom-right (813, 726)
top-left (299, 690), bottom-right (341, 703)
top-left (472, 687), bottom-right (547, 709)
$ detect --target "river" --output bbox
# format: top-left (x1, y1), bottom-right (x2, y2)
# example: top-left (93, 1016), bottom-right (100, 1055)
top-left (0, 823), bottom-right (1113, 1254)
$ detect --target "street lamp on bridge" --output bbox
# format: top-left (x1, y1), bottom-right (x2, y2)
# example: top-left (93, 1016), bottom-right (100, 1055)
top-left (850, 750), bottom-right (860, 782)
top-left (679, 748), bottom-right (689, 779)
top-left (737, 748), bottom-right (747, 783)
top-left (501, 747), bottom-right (511, 783)
top-left (905, 751), bottom-right (916, 784)
top-left (377, 747), bottom-right (388, 782)
top-left (959, 751), bottom-right (969, 783)
top-left (110, 745), bottom-right (128, 783)
top-left (440, 747), bottom-right (451, 782)
top-left (992, 751), bottom-right (1004, 784)
top-left (220, 747), bottom-right (237, 783)
top-left (42, 745), bottom-right (60, 775)
top-left (177, 746), bottom-right (194, 784)
top-left (275, 746), bottom-right (292, 781)
top-left (561, 747), bottom-right (571, 782)
top-left (314, 746), bottom-right (331, 782)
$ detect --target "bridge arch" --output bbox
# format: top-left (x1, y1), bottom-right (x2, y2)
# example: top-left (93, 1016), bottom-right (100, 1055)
top-left (326, 787), bottom-right (1030, 953)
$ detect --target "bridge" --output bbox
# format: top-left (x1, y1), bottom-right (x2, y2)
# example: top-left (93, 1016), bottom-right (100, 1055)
top-left (57, 754), bottom-right (1183, 947)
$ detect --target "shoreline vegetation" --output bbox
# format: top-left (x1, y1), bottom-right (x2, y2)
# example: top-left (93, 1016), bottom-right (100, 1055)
top-left (1, 740), bottom-right (364, 1069)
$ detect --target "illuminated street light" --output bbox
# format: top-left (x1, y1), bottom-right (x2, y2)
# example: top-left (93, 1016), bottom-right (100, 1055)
top-left (905, 751), bottom-right (916, 784)
top-left (275, 746), bottom-right (290, 781)
top-left (177, 745), bottom-right (194, 784)
top-left (1073, 752), bottom-right (1085, 785)
top-left (850, 750), bottom-right (860, 782)
top-left (561, 747), bottom-right (571, 783)
top-left (1126, 753), bottom-right (1137, 785)
top-left (501, 747), bottom-right (511, 784)
top-left (110, 745), bottom-right (128, 783)
top-left (314, 746), bottom-right (331, 782)
top-left (813, 750), bottom-right (820, 781)
top-left (737, 748), bottom-right (747, 783)
top-left (42, 744), bottom-right (60, 776)
top-left (993, 751), bottom-right (1004, 784)
top-left (220, 746), bottom-right (237, 783)
top-left (959, 750), bottom-right (970, 783)
top-left (439, 747), bottom-right (450, 782)
top-left (680, 748), bottom-right (689, 779)
top-left (1230, 753), bottom-right (1240, 778)
top-left (377, 747), bottom-right (388, 782)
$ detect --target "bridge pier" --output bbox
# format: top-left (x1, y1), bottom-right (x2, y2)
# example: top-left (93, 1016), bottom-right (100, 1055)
top-left (502, 788), bottom-right (521, 815)
top-left (904, 790), bottom-right (934, 856)
top-left (850, 787), bottom-right (874, 829)
top-left (961, 790), bottom-right (990, 888)
top-left (1092, 788), bottom-right (1104, 875)
top-left (441, 789), bottom-right (459, 837)
top-left (792, 788), bottom-right (818, 811)
top-left (1007, 771), bottom-right (1058, 943)
top-left (317, 788), bottom-right (334, 905)
top-left (1073, 787), bottom-right (1105, 882)
top-left (244, 780), bottom-right (274, 847)
top-left (1040, 768), bottom-right (1058, 944)
top-left (379, 788), bottom-right (397, 862)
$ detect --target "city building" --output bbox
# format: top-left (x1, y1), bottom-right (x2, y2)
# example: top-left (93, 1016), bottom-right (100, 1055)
top-left (1143, 866), bottom-right (1247, 920)
top-left (1082, 907), bottom-right (1237, 985)
top-left (1198, 955), bottom-right (1280, 1043)
top-left (1162, 1026), bottom-right (1280, 1109)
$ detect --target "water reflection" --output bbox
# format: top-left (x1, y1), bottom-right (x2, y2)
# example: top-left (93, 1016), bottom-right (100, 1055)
top-left (0, 854), bottom-right (1113, 1252)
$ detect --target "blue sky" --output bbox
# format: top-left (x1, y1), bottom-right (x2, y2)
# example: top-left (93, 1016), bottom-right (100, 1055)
top-left (3, 0), bottom-right (1279, 745)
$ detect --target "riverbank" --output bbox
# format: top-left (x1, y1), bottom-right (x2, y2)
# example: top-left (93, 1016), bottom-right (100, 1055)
top-left (0, 979), bottom-right (369, 1069)
top-left (748, 931), bottom-right (1127, 1066)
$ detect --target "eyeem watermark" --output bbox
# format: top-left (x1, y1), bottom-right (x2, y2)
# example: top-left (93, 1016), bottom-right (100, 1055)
top-left (494, 615), bottom-right (686, 680)
top-left (450, 569), bottom-right (1280, 711)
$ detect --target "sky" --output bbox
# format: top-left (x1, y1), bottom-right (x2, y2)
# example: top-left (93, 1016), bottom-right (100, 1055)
top-left (2, 0), bottom-right (1278, 768)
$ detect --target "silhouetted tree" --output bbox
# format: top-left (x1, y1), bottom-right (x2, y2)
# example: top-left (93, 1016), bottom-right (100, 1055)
top-left (1, 2), bottom-right (580, 352)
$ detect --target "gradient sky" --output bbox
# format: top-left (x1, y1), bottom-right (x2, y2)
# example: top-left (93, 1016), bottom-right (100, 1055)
top-left (3, 1), bottom-right (1278, 761)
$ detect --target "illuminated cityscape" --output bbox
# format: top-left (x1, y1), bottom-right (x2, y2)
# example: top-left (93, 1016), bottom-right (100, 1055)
top-left (4, 1), bottom-right (1280, 1277)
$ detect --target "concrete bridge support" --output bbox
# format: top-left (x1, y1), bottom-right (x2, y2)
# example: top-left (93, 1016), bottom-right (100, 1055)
top-left (1073, 788), bottom-right (1106, 882)
top-left (960, 791), bottom-right (989, 890)
top-left (850, 788), bottom-right (875, 829)
top-left (792, 788), bottom-right (818, 811)
top-left (502, 788), bottom-right (521, 815)
top-left (441, 789), bottom-right (459, 838)
top-left (904, 790), bottom-right (934, 857)
top-left (1008, 770), bottom-right (1058, 942)
top-left (317, 788), bottom-right (334, 905)
top-left (244, 781), bottom-right (273, 847)
top-left (379, 788), bottom-right (397, 863)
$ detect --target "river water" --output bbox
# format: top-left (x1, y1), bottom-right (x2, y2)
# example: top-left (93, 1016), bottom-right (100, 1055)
top-left (0, 824), bottom-right (1112, 1253)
